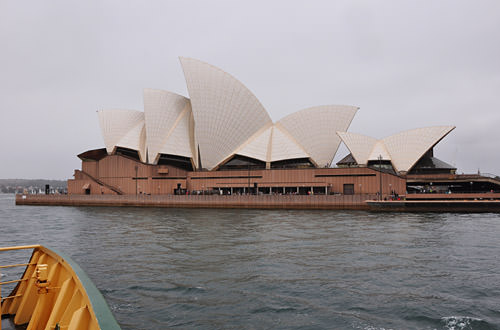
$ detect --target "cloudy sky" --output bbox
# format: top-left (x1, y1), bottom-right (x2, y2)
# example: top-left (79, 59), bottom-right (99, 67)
top-left (1, 0), bottom-right (499, 179)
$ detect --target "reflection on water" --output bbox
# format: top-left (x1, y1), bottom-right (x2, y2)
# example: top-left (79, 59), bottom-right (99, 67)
top-left (1, 194), bottom-right (499, 329)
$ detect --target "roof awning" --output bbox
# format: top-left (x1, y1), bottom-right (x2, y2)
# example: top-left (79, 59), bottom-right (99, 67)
top-left (82, 183), bottom-right (90, 189)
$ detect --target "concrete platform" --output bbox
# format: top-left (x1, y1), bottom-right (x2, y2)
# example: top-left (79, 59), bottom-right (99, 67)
top-left (366, 199), bottom-right (500, 212)
top-left (15, 194), bottom-right (375, 210)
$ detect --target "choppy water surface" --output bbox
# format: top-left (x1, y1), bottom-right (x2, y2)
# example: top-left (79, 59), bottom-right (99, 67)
top-left (1, 194), bottom-right (499, 329)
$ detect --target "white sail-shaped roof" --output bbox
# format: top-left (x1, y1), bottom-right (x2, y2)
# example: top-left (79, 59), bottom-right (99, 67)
top-left (98, 109), bottom-right (146, 161)
top-left (367, 141), bottom-right (391, 161)
top-left (143, 89), bottom-right (193, 164)
top-left (337, 132), bottom-right (378, 165)
top-left (237, 125), bottom-right (273, 162)
top-left (157, 103), bottom-right (194, 159)
top-left (338, 126), bottom-right (455, 173)
top-left (269, 125), bottom-right (309, 162)
top-left (180, 57), bottom-right (273, 170)
top-left (278, 105), bottom-right (358, 167)
top-left (115, 120), bottom-right (147, 162)
top-left (95, 57), bottom-right (363, 170)
top-left (382, 126), bottom-right (455, 172)
top-left (236, 124), bottom-right (310, 163)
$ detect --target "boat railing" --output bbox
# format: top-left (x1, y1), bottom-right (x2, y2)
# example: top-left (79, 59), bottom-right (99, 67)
top-left (1, 245), bottom-right (121, 330)
top-left (0, 245), bottom-right (41, 329)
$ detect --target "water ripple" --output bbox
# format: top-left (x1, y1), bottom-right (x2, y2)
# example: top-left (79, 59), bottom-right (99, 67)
top-left (1, 195), bottom-right (500, 329)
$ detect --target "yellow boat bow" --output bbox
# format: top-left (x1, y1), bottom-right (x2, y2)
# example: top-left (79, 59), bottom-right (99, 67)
top-left (1, 245), bottom-right (120, 330)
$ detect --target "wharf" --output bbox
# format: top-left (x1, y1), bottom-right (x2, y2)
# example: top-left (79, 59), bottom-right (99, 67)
top-left (366, 199), bottom-right (500, 212)
top-left (368, 192), bottom-right (500, 212)
top-left (15, 193), bottom-right (500, 212)
top-left (15, 193), bottom-right (375, 210)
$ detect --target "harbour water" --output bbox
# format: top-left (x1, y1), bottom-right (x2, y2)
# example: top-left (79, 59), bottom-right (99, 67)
top-left (1, 194), bottom-right (499, 329)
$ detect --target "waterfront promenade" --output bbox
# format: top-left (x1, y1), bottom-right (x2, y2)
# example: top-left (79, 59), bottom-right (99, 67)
top-left (15, 193), bottom-right (377, 210)
top-left (16, 192), bottom-right (500, 211)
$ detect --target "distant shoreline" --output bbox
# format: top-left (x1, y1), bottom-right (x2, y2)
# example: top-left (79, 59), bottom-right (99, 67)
top-left (0, 179), bottom-right (67, 194)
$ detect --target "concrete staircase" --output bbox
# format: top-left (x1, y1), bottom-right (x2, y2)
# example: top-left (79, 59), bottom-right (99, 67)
top-left (78, 170), bottom-right (124, 195)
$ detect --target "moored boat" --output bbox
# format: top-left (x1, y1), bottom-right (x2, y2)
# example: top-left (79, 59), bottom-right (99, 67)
top-left (0, 245), bottom-right (120, 330)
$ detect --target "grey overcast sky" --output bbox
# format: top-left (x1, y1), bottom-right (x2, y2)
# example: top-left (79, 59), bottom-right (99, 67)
top-left (1, 0), bottom-right (499, 179)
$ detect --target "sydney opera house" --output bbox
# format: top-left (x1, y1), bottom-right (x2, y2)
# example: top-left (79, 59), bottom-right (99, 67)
top-left (67, 58), bottom-right (499, 197)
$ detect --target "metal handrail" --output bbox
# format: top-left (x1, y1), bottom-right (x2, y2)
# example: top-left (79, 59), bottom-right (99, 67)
top-left (0, 245), bottom-right (41, 252)
top-left (0, 263), bottom-right (34, 269)
top-left (0, 279), bottom-right (26, 286)
top-left (1, 294), bottom-right (22, 301)
top-left (0, 245), bottom-right (39, 306)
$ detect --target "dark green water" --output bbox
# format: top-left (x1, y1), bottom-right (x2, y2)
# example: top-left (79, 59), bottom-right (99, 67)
top-left (1, 194), bottom-right (499, 329)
